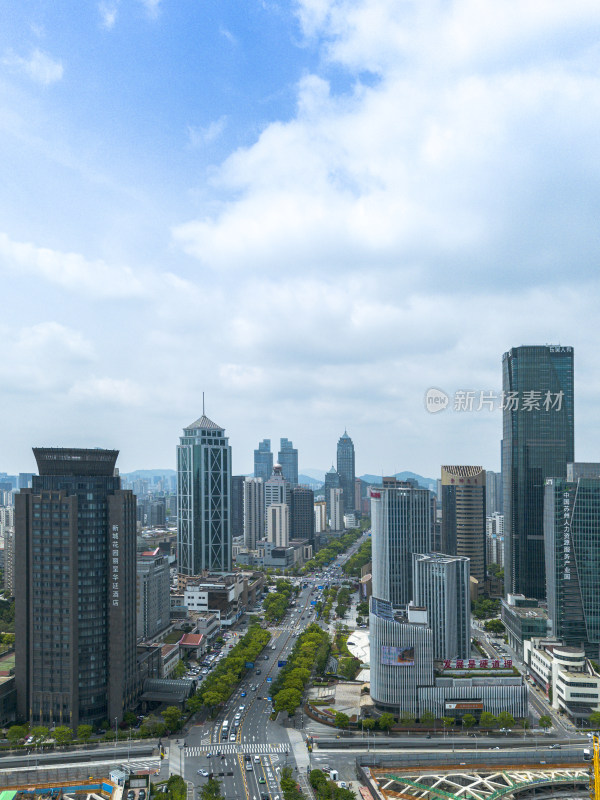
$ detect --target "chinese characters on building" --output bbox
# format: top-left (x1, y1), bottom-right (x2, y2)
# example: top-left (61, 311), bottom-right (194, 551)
top-left (112, 524), bottom-right (119, 607)
top-left (563, 491), bottom-right (571, 582)
top-left (442, 658), bottom-right (513, 669)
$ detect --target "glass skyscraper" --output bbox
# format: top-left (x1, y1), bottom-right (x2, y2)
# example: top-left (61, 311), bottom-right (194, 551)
top-left (545, 474), bottom-right (600, 660)
top-left (336, 430), bottom-right (356, 515)
top-left (254, 439), bottom-right (273, 482)
top-left (278, 438), bottom-right (298, 486)
top-left (440, 465), bottom-right (486, 591)
top-left (502, 345), bottom-right (574, 599)
top-left (177, 415), bottom-right (232, 575)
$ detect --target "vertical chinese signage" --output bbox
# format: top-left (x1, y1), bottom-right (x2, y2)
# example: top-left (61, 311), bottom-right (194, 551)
top-left (563, 491), bottom-right (571, 582)
top-left (112, 524), bottom-right (119, 606)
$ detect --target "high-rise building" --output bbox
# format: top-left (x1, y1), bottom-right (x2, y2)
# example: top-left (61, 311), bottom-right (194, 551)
top-left (545, 472), bottom-right (600, 659)
top-left (486, 470), bottom-right (503, 515)
top-left (2, 528), bottom-right (14, 596)
top-left (441, 466), bottom-right (486, 591)
top-left (371, 483), bottom-right (432, 609)
top-left (369, 597), bottom-right (433, 716)
top-left (290, 486), bottom-right (315, 543)
top-left (412, 553), bottom-right (470, 660)
top-left (503, 345), bottom-right (574, 599)
top-left (15, 448), bottom-right (138, 728)
top-left (324, 466), bottom-right (341, 521)
top-left (254, 439), bottom-right (273, 482)
top-left (336, 431), bottom-right (355, 515)
top-left (329, 487), bottom-right (344, 531)
top-left (567, 463), bottom-right (600, 481)
top-left (265, 463), bottom-right (291, 510)
top-left (231, 475), bottom-right (245, 540)
top-left (266, 503), bottom-right (290, 548)
top-left (278, 438), bottom-right (298, 487)
top-left (486, 513), bottom-right (505, 567)
top-left (243, 477), bottom-right (265, 551)
top-left (177, 414), bottom-right (232, 575)
top-left (137, 548), bottom-right (171, 640)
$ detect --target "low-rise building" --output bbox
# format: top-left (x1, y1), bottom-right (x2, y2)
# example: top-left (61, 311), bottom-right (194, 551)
top-left (524, 637), bottom-right (600, 723)
top-left (180, 572), bottom-right (245, 626)
top-left (501, 594), bottom-right (548, 656)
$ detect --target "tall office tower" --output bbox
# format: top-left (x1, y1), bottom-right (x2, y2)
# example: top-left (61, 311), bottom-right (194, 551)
top-left (136, 548), bottom-right (171, 640)
top-left (545, 473), bottom-right (600, 659)
top-left (266, 503), bottom-right (290, 547)
top-left (354, 479), bottom-right (363, 514)
top-left (371, 483), bottom-right (432, 609)
top-left (278, 438), bottom-right (298, 487)
top-left (243, 477), bottom-right (265, 551)
top-left (412, 553), bottom-right (470, 660)
top-left (441, 466), bottom-right (486, 591)
top-left (486, 470), bottom-right (503, 515)
top-left (567, 463), bottom-right (600, 481)
top-left (265, 463), bottom-right (291, 512)
top-left (503, 345), bottom-right (574, 599)
top-left (15, 448), bottom-right (137, 728)
top-left (324, 466), bottom-right (341, 520)
top-left (291, 486), bottom-right (315, 543)
top-left (254, 439), bottom-right (273, 482)
top-left (231, 475), bottom-right (245, 539)
top-left (177, 414), bottom-right (232, 575)
top-left (369, 597), bottom-right (433, 715)
top-left (336, 431), bottom-right (356, 514)
top-left (329, 487), bottom-right (344, 530)
top-left (486, 513), bottom-right (505, 567)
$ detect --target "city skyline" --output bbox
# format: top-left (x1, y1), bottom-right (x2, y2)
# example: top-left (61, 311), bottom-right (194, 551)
top-left (2, 3), bottom-right (600, 477)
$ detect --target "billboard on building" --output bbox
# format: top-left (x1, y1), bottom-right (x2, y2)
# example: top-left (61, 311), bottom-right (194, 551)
top-left (445, 701), bottom-right (483, 711)
top-left (381, 645), bottom-right (415, 666)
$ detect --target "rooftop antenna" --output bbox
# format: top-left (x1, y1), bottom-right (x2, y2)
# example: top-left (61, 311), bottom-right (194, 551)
top-left (202, 392), bottom-right (205, 416)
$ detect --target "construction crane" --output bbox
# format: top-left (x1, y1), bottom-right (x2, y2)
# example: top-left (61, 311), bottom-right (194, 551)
top-left (590, 734), bottom-right (600, 800)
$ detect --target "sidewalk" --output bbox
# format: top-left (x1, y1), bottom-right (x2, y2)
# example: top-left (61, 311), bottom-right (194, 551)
top-left (286, 727), bottom-right (315, 799)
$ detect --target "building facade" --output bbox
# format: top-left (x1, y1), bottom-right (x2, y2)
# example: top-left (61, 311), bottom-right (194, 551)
top-left (266, 503), bottom-right (290, 548)
top-left (544, 474), bottom-right (600, 659)
top-left (277, 438), bottom-right (298, 487)
top-left (243, 477), bottom-right (265, 551)
top-left (502, 345), bottom-right (574, 599)
top-left (412, 553), bottom-right (470, 660)
top-left (137, 548), bottom-right (171, 641)
top-left (336, 431), bottom-right (356, 515)
top-left (441, 466), bottom-right (486, 591)
top-left (231, 475), bottom-right (245, 540)
top-left (290, 486), bottom-right (315, 543)
top-left (177, 414), bottom-right (232, 575)
top-left (486, 512), bottom-right (505, 568)
top-left (329, 487), bottom-right (344, 531)
top-left (265, 463), bottom-right (291, 510)
top-left (371, 484), bottom-right (431, 608)
top-left (15, 448), bottom-right (138, 728)
top-left (254, 439), bottom-right (273, 482)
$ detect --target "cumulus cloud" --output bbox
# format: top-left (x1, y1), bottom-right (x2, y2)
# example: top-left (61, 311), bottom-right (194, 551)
top-left (3, 48), bottom-right (64, 84)
top-left (138, 0), bottom-right (161, 18)
top-left (187, 117), bottom-right (228, 148)
top-left (99, 2), bottom-right (119, 29)
top-left (68, 377), bottom-right (144, 406)
top-left (0, 232), bottom-right (147, 299)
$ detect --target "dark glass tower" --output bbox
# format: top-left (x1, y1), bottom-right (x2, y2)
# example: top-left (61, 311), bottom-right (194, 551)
top-left (290, 486), bottom-right (315, 544)
top-left (545, 475), bottom-right (600, 660)
top-left (440, 466), bottom-right (486, 591)
top-left (502, 345), bottom-right (574, 599)
top-left (336, 430), bottom-right (356, 515)
top-left (15, 448), bottom-right (138, 728)
top-left (177, 415), bottom-right (232, 575)
top-left (278, 438), bottom-right (298, 487)
top-left (253, 439), bottom-right (273, 482)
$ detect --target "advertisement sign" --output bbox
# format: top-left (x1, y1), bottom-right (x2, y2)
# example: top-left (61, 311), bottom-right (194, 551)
top-left (442, 658), bottom-right (512, 669)
top-left (245, 662), bottom-right (254, 669)
top-left (278, 660), bottom-right (287, 668)
top-left (311, 600), bottom-right (317, 606)
top-left (445, 701), bottom-right (483, 711)
top-left (381, 645), bottom-right (415, 666)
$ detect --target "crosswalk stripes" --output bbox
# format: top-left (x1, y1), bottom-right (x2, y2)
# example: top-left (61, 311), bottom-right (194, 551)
top-left (122, 759), bottom-right (161, 772)
top-left (185, 742), bottom-right (288, 757)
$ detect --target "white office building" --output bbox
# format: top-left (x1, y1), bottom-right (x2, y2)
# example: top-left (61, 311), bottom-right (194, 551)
top-left (243, 477), bottom-right (265, 551)
top-left (266, 503), bottom-right (290, 548)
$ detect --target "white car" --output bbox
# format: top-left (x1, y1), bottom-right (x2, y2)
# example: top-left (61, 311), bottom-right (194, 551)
top-left (198, 769), bottom-right (209, 777)
top-left (229, 733), bottom-right (236, 741)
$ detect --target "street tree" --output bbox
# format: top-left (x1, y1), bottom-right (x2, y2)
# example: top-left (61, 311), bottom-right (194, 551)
top-left (589, 711), bottom-right (600, 730)
top-left (497, 711), bottom-right (515, 729)
top-left (539, 715), bottom-right (552, 730)
top-left (479, 712), bottom-right (498, 730)
top-left (31, 725), bottom-right (49, 741)
top-left (362, 719), bottom-right (376, 731)
top-left (462, 714), bottom-right (476, 731)
top-left (199, 778), bottom-right (224, 800)
top-left (162, 706), bottom-right (183, 732)
top-left (54, 726), bottom-right (73, 746)
top-left (420, 710), bottom-right (435, 726)
top-left (334, 712), bottom-right (350, 729)
top-left (7, 725), bottom-right (28, 744)
top-left (77, 724), bottom-right (93, 742)
top-left (378, 712), bottom-right (395, 731)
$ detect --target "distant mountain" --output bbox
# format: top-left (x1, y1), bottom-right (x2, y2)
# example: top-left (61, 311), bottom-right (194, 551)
top-left (123, 469), bottom-right (176, 479)
top-left (360, 471), bottom-right (436, 491)
top-left (298, 474), bottom-right (324, 489)
top-left (300, 468), bottom-right (326, 482)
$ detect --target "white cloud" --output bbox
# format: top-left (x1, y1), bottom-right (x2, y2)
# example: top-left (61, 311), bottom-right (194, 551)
top-left (68, 377), bottom-right (144, 407)
top-left (99, 2), bottom-right (119, 29)
top-left (138, 0), bottom-right (161, 18)
top-left (187, 117), bottom-right (228, 148)
top-left (3, 48), bottom-right (64, 85)
top-left (0, 232), bottom-right (148, 299)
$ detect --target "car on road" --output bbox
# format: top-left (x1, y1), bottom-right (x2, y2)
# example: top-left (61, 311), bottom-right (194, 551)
top-left (256, 669), bottom-right (262, 675)
top-left (550, 744), bottom-right (561, 749)
top-left (235, 713), bottom-right (241, 720)
top-left (241, 691), bottom-right (247, 697)
top-left (252, 685), bottom-right (257, 691)
top-left (198, 769), bottom-right (209, 777)
top-left (258, 777), bottom-right (266, 784)
top-left (254, 755), bottom-right (261, 762)
top-left (139, 791), bottom-right (146, 800)
top-left (127, 792), bottom-right (135, 800)
top-left (239, 704), bottom-right (245, 711)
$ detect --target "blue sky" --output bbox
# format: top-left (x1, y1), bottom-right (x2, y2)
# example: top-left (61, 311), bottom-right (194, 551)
top-left (2, 0), bottom-right (600, 477)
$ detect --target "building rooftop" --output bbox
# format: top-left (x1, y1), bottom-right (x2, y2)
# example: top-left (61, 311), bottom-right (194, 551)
top-left (33, 447), bottom-right (119, 476)
top-left (186, 414), bottom-right (223, 431)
